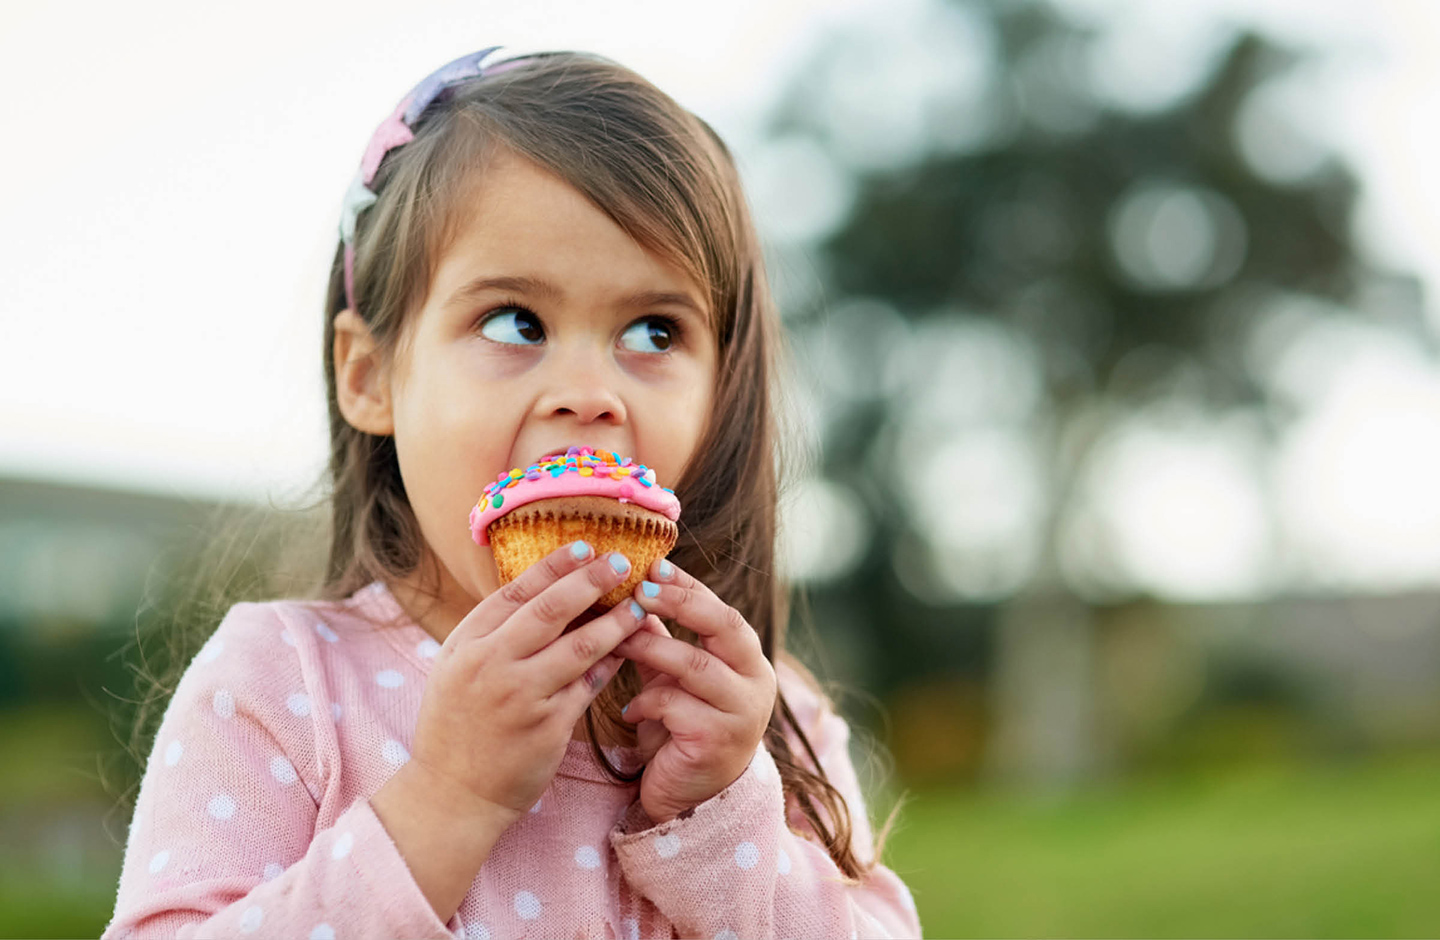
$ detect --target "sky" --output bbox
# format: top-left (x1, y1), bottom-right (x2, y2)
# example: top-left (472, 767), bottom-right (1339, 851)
top-left (3, 0), bottom-right (1439, 600)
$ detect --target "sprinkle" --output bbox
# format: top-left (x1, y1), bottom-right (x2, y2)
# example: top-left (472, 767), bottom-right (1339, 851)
top-left (525, 469), bottom-right (541, 480)
top-left (579, 467), bottom-right (593, 476)
top-left (638, 476), bottom-right (652, 487)
top-left (491, 494), bottom-right (504, 509)
top-left (505, 478), bottom-right (518, 487)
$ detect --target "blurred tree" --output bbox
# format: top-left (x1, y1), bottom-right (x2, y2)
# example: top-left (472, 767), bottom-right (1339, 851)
top-left (765, 0), bottom-right (1425, 785)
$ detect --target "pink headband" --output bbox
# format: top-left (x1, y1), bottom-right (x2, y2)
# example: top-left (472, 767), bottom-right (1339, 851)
top-left (338, 46), bottom-right (532, 311)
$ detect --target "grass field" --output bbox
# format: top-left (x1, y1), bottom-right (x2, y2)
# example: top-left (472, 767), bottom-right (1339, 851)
top-left (884, 751), bottom-right (1440, 938)
top-left (4, 746), bottom-right (1440, 937)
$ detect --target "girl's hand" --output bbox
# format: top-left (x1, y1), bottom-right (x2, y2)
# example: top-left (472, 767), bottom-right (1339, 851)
top-left (407, 542), bottom-right (648, 824)
top-left (614, 560), bottom-right (778, 825)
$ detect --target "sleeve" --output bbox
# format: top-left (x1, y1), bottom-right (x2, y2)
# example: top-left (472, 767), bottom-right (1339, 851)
top-left (608, 668), bottom-right (923, 939)
top-left (102, 602), bottom-right (454, 940)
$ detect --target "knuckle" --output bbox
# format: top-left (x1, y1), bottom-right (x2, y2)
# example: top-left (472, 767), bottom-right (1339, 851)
top-left (569, 629), bottom-right (602, 664)
top-left (586, 562), bottom-right (614, 591)
top-left (529, 590), bottom-right (566, 626)
top-left (497, 579), bottom-right (529, 608)
top-left (686, 644), bottom-right (713, 676)
top-left (724, 604), bottom-right (749, 635)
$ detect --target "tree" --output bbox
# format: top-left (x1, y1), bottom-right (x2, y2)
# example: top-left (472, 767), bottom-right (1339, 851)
top-left (766, 0), bottom-right (1424, 785)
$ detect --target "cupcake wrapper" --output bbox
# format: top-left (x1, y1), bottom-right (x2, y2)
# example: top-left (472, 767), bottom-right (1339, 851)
top-left (488, 496), bottom-right (679, 611)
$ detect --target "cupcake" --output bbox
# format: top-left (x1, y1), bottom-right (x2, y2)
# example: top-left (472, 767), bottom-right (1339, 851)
top-left (470, 446), bottom-right (681, 612)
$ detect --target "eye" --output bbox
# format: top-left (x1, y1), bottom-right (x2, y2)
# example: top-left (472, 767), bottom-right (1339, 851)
top-left (477, 305), bottom-right (544, 346)
top-left (620, 315), bottom-right (682, 354)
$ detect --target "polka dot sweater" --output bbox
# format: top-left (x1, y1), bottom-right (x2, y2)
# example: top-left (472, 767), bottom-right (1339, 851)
top-left (103, 581), bottom-right (922, 939)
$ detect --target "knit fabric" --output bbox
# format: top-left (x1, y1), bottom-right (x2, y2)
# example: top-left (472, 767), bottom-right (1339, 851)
top-left (103, 581), bottom-right (923, 939)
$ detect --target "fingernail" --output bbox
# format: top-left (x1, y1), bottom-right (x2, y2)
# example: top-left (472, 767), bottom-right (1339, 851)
top-left (609, 553), bottom-right (631, 575)
top-left (571, 540), bottom-right (593, 560)
top-left (657, 559), bottom-right (675, 580)
top-left (628, 600), bottom-right (644, 621)
top-left (622, 702), bottom-right (630, 716)
top-left (641, 580), bottom-right (660, 598)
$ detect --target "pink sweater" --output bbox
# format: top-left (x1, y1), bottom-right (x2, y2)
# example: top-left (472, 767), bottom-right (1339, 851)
top-left (103, 581), bottom-right (922, 939)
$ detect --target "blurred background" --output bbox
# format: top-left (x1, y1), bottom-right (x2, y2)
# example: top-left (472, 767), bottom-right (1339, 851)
top-left (4, 0), bottom-right (1440, 936)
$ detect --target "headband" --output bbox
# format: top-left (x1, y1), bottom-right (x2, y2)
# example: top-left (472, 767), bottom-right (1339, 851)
top-left (338, 46), bottom-right (531, 311)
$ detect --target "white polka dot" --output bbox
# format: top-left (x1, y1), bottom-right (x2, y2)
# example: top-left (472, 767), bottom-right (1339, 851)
top-left (331, 701), bottom-right (343, 721)
top-left (280, 630), bottom-right (297, 648)
top-left (310, 924), bottom-right (335, 940)
top-left (382, 739), bottom-right (409, 765)
top-left (715, 930), bottom-right (739, 940)
top-left (514, 890), bottom-right (542, 920)
top-left (574, 845), bottom-right (601, 869)
top-left (208, 793), bottom-right (237, 820)
top-left (164, 740), bottom-right (183, 767)
top-left (529, 798), bottom-right (542, 814)
top-left (331, 831), bottom-right (353, 859)
top-left (654, 833), bottom-right (681, 858)
top-left (239, 905), bottom-right (263, 933)
top-left (466, 921), bottom-right (491, 940)
top-left (148, 850), bottom-right (169, 874)
top-left (287, 693), bottom-right (311, 717)
top-left (263, 862), bottom-right (284, 882)
top-left (198, 637), bottom-right (224, 663)
top-left (777, 847), bottom-right (792, 875)
top-left (213, 689), bottom-right (235, 719)
top-left (623, 917), bottom-right (639, 940)
top-left (375, 669), bottom-right (405, 688)
top-left (315, 621), bottom-right (339, 643)
top-left (417, 638), bottom-right (441, 659)
top-left (734, 841), bottom-right (760, 870)
top-left (271, 756), bottom-right (299, 785)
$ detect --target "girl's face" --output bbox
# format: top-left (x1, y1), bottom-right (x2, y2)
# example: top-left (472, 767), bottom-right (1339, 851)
top-left (338, 148), bottom-right (718, 631)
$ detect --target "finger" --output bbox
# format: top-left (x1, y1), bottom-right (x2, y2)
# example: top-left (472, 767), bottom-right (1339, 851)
top-left (452, 539), bottom-right (601, 645)
top-left (629, 614), bottom-right (671, 687)
top-left (612, 626), bottom-right (745, 713)
top-left (619, 682), bottom-right (720, 736)
top-left (555, 601), bottom-right (648, 711)
top-left (499, 550), bottom-right (636, 660)
top-left (631, 564), bottom-right (765, 678)
top-left (532, 597), bottom-right (648, 699)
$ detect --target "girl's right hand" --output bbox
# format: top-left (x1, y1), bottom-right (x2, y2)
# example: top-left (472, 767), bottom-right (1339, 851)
top-left (406, 540), bottom-right (644, 824)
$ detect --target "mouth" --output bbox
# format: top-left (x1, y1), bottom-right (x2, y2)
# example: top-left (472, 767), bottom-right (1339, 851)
top-left (522, 443), bottom-right (617, 470)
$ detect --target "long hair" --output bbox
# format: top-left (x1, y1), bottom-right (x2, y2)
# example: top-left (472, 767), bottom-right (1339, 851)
top-left (116, 50), bottom-right (896, 883)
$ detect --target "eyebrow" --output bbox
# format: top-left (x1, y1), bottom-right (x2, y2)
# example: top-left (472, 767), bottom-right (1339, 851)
top-left (443, 274), bottom-right (709, 323)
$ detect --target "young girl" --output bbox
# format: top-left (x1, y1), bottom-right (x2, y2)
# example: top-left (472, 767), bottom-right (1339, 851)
top-left (104, 46), bottom-right (922, 940)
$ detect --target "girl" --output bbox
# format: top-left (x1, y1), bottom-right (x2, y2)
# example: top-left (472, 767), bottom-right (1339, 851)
top-left (104, 47), bottom-right (922, 939)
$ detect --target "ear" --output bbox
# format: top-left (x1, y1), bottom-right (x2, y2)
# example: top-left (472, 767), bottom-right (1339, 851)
top-left (333, 309), bottom-right (395, 436)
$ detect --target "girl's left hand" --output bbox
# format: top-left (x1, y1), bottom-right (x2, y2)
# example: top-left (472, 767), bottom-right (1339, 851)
top-left (613, 559), bottom-right (777, 826)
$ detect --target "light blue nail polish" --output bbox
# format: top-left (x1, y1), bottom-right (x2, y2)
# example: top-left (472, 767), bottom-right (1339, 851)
top-left (628, 600), bottom-right (644, 621)
top-left (658, 559), bottom-right (675, 580)
top-left (609, 553), bottom-right (631, 574)
top-left (642, 580), bottom-right (660, 598)
top-left (622, 702), bottom-right (631, 716)
top-left (571, 540), bottom-right (592, 560)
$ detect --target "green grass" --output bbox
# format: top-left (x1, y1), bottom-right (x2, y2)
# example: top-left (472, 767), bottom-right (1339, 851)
top-left (885, 752), bottom-right (1440, 938)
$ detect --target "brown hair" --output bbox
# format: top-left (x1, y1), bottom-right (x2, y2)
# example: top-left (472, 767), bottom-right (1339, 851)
top-left (114, 50), bottom-right (898, 883)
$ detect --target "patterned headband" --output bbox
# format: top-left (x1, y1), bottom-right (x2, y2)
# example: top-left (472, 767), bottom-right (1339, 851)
top-left (338, 46), bottom-right (531, 311)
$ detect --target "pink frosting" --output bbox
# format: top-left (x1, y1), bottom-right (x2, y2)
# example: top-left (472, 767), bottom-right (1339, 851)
top-left (469, 446), bottom-right (681, 546)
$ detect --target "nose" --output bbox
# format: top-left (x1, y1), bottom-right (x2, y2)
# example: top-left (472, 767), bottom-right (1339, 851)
top-left (532, 343), bottom-right (627, 425)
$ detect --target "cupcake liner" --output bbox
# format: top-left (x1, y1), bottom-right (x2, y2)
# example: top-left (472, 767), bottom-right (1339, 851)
top-left (488, 495), bottom-right (679, 610)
